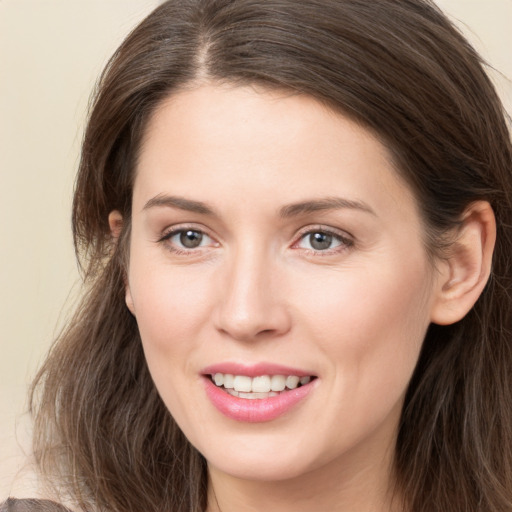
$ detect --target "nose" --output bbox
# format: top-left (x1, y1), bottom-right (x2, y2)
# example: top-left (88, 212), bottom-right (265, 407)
top-left (213, 246), bottom-right (291, 342)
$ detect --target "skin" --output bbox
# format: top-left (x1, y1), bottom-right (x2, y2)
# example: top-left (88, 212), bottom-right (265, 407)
top-left (113, 83), bottom-right (494, 512)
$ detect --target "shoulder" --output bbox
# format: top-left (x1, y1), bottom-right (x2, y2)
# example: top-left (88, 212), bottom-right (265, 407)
top-left (0, 498), bottom-right (74, 512)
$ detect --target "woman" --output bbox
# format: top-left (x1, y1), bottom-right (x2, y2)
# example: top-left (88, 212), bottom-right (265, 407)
top-left (3, 0), bottom-right (512, 510)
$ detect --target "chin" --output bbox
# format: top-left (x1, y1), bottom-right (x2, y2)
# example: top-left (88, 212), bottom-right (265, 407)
top-left (194, 428), bottom-right (328, 483)
top-left (207, 452), bottom-right (314, 483)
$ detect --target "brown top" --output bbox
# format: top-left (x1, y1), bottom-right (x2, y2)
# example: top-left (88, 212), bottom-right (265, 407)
top-left (0, 498), bottom-right (74, 512)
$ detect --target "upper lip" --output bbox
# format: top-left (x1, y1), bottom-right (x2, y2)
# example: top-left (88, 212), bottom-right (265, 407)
top-left (201, 362), bottom-right (315, 378)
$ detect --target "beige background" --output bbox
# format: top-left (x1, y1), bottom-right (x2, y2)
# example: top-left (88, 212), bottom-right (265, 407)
top-left (1, 0), bottom-right (511, 499)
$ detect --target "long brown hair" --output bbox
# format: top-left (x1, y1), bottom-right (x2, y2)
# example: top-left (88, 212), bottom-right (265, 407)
top-left (31, 1), bottom-right (512, 511)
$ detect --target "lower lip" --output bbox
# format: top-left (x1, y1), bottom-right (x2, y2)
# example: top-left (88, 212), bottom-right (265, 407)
top-left (203, 377), bottom-right (315, 423)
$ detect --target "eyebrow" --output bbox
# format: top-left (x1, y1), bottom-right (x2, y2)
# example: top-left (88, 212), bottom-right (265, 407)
top-left (279, 197), bottom-right (376, 218)
top-left (143, 194), bottom-right (216, 216)
top-left (142, 194), bottom-right (376, 218)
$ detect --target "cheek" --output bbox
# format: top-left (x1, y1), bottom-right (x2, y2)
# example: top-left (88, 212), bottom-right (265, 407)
top-left (127, 264), bottom-right (216, 424)
top-left (127, 250), bottom-right (216, 370)
top-left (293, 257), bottom-right (432, 388)
top-left (284, 260), bottom-right (433, 456)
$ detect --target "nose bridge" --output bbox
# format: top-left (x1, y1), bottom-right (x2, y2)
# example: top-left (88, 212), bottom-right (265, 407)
top-left (215, 242), bottom-right (289, 341)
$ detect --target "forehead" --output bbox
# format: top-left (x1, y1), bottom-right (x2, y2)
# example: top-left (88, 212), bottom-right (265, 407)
top-left (139, 84), bottom-right (385, 163)
top-left (133, 84), bottom-right (418, 223)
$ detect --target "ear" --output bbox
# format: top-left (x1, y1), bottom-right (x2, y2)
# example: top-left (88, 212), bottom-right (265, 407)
top-left (124, 281), bottom-right (136, 315)
top-left (108, 210), bottom-right (124, 240)
top-left (430, 201), bottom-right (496, 325)
top-left (108, 210), bottom-right (135, 315)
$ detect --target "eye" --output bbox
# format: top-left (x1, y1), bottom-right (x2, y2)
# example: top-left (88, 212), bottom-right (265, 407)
top-left (174, 229), bottom-right (207, 249)
top-left (159, 227), bottom-right (217, 252)
top-left (295, 228), bottom-right (352, 253)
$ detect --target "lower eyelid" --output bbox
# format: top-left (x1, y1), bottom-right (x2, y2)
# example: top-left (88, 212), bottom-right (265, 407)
top-left (173, 230), bottom-right (210, 245)
top-left (295, 229), bottom-right (353, 247)
top-left (157, 226), bottom-right (352, 254)
top-left (159, 225), bottom-right (208, 241)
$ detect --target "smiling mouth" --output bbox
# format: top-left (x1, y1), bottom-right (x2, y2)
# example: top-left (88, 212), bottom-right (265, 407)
top-left (209, 373), bottom-right (316, 399)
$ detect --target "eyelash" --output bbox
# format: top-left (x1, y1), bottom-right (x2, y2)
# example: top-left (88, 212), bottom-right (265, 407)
top-left (292, 226), bottom-right (354, 256)
top-left (157, 225), bottom-right (217, 255)
top-left (157, 225), bottom-right (354, 256)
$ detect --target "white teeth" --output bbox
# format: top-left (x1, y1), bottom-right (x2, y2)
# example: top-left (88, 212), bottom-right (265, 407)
top-left (270, 375), bottom-right (286, 391)
top-left (223, 374), bottom-right (234, 389)
top-left (211, 373), bottom-right (313, 396)
top-left (285, 375), bottom-right (300, 389)
top-left (239, 391), bottom-right (271, 399)
top-left (233, 375), bottom-right (252, 392)
top-left (252, 375), bottom-right (271, 393)
top-left (227, 390), bottom-right (280, 399)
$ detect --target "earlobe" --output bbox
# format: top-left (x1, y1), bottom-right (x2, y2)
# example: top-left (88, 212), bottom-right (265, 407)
top-left (108, 210), bottom-right (135, 315)
top-left (430, 201), bottom-right (496, 326)
top-left (125, 285), bottom-right (136, 315)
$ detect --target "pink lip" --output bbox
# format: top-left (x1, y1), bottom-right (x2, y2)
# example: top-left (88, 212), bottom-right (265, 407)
top-left (201, 363), bottom-right (316, 423)
top-left (201, 362), bottom-right (314, 378)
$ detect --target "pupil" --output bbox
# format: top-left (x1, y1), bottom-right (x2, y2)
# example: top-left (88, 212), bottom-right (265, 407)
top-left (180, 230), bottom-right (203, 248)
top-left (310, 232), bottom-right (332, 250)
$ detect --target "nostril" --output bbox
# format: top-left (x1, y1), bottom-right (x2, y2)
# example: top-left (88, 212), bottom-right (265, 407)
top-left (213, 266), bottom-right (292, 341)
top-left (215, 309), bottom-right (292, 342)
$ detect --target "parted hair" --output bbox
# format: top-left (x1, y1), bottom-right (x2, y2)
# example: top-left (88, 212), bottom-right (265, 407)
top-left (30, 1), bottom-right (512, 511)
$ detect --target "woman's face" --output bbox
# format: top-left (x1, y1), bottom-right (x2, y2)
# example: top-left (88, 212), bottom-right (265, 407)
top-left (126, 84), bottom-right (443, 483)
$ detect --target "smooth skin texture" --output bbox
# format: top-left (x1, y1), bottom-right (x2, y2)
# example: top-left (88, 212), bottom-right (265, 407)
top-left (110, 84), bottom-right (494, 512)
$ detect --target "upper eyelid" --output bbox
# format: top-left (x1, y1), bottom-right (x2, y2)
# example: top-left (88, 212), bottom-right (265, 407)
top-left (157, 227), bottom-right (219, 255)
top-left (291, 226), bottom-right (355, 254)
top-left (294, 224), bottom-right (353, 241)
top-left (155, 223), bottom-right (353, 248)
top-left (158, 223), bottom-right (215, 241)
